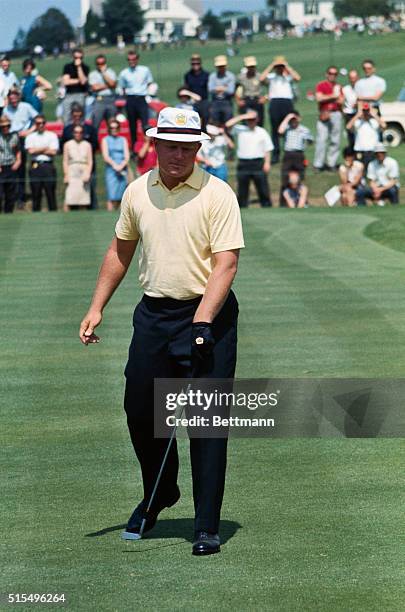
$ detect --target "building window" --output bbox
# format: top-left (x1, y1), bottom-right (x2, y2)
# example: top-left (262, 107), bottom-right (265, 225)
top-left (149, 0), bottom-right (168, 9)
top-left (304, 0), bottom-right (319, 15)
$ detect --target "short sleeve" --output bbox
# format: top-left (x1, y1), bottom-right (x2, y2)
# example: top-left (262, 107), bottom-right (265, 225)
top-left (262, 129), bottom-right (274, 152)
top-left (388, 160), bottom-right (399, 179)
top-left (146, 68), bottom-right (153, 83)
top-left (379, 77), bottom-right (387, 94)
top-left (88, 71), bottom-right (97, 86)
top-left (367, 163), bottom-right (376, 181)
top-left (209, 183), bottom-right (245, 253)
top-left (115, 186), bottom-right (140, 241)
top-left (24, 134), bottom-right (33, 149)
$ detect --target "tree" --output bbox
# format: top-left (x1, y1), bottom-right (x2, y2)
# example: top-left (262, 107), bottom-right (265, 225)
top-left (26, 8), bottom-right (74, 52)
top-left (334, 0), bottom-right (392, 19)
top-left (84, 9), bottom-right (103, 44)
top-left (201, 10), bottom-right (225, 39)
top-left (102, 0), bottom-right (144, 44)
top-left (12, 28), bottom-right (27, 52)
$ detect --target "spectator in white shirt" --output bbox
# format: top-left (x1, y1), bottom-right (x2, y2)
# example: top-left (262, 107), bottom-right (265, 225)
top-left (338, 147), bottom-right (364, 207)
top-left (347, 103), bottom-right (386, 168)
top-left (357, 144), bottom-right (399, 206)
top-left (197, 123), bottom-right (234, 182)
top-left (25, 115), bottom-right (59, 211)
top-left (0, 55), bottom-right (19, 92)
top-left (226, 110), bottom-right (273, 207)
top-left (342, 69), bottom-right (359, 149)
top-left (0, 74), bottom-right (8, 116)
top-left (354, 59), bottom-right (386, 111)
top-left (259, 55), bottom-right (301, 164)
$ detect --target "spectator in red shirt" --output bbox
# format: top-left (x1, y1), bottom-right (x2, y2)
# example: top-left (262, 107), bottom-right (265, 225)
top-left (313, 66), bottom-right (344, 172)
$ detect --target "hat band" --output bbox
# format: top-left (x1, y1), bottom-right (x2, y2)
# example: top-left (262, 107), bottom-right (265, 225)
top-left (157, 127), bottom-right (201, 135)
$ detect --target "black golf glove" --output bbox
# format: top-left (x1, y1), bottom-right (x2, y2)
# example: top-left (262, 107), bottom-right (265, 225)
top-left (191, 322), bottom-right (215, 361)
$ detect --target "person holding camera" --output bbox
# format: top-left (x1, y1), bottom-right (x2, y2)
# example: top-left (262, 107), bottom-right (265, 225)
top-left (346, 102), bottom-right (386, 169)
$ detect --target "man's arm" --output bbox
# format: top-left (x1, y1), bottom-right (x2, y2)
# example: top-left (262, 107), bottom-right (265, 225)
top-left (79, 237), bottom-right (138, 344)
top-left (278, 113), bottom-right (295, 135)
top-left (193, 249), bottom-right (239, 323)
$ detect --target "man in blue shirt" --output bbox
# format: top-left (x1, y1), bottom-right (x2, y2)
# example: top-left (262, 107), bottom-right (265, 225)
top-left (208, 56), bottom-right (235, 125)
top-left (118, 51), bottom-right (153, 153)
top-left (3, 88), bottom-right (37, 206)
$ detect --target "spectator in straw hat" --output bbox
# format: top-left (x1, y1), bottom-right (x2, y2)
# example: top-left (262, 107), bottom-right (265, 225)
top-left (235, 56), bottom-right (266, 126)
top-left (260, 55), bottom-right (301, 163)
top-left (208, 56), bottom-right (236, 125)
top-left (80, 106), bottom-right (244, 556)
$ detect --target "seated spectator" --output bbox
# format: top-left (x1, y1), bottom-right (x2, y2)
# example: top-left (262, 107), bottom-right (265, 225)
top-left (197, 123), bottom-right (234, 182)
top-left (176, 88), bottom-right (202, 112)
top-left (357, 144), bottom-right (400, 206)
top-left (278, 110), bottom-right (312, 205)
top-left (282, 168), bottom-right (308, 208)
top-left (346, 103), bottom-right (386, 168)
top-left (134, 135), bottom-right (157, 175)
top-left (338, 147), bottom-right (364, 207)
top-left (101, 118), bottom-right (129, 210)
top-left (25, 114), bottom-right (59, 212)
top-left (225, 110), bottom-right (273, 208)
top-left (63, 124), bottom-right (92, 211)
top-left (20, 59), bottom-right (52, 113)
top-left (0, 115), bottom-right (21, 213)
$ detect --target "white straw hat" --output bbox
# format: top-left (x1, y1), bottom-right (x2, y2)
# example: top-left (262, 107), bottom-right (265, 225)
top-left (146, 107), bottom-right (210, 142)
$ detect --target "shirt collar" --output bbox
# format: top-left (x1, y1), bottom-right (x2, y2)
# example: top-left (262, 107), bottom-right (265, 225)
top-left (151, 164), bottom-right (204, 191)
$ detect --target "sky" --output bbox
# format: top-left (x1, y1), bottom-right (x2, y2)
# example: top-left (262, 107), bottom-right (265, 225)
top-left (0, 0), bottom-right (266, 51)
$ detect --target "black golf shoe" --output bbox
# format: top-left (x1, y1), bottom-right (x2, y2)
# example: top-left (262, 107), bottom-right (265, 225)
top-left (121, 486), bottom-right (180, 540)
top-left (192, 531), bottom-right (220, 556)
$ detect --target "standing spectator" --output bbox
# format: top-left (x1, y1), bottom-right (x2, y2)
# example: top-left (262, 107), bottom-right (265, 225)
top-left (282, 169), bottom-right (308, 209)
top-left (338, 147), bottom-right (364, 207)
top-left (61, 49), bottom-right (89, 124)
top-left (118, 51), bottom-right (153, 153)
top-left (0, 115), bottom-right (21, 213)
top-left (197, 123), bottom-right (234, 182)
top-left (278, 111), bottom-right (313, 205)
top-left (347, 103), bottom-right (386, 168)
top-left (61, 104), bottom-right (98, 209)
top-left (342, 69), bottom-right (359, 149)
top-left (355, 59), bottom-right (386, 112)
top-left (235, 56), bottom-right (266, 127)
top-left (89, 54), bottom-right (117, 133)
top-left (63, 124), bottom-right (92, 211)
top-left (226, 110), bottom-right (273, 208)
top-left (3, 88), bottom-right (38, 206)
top-left (357, 144), bottom-right (399, 206)
top-left (101, 118), bottom-right (130, 211)
top-left (25, 115), bottom-right (58, 212)
top-left (0, 73), bottom-right (9, 116)
top-left (208, 56), bottom-right (236, 125)
top-left (183, 54), bottom-right (210, 123)
top-left (0, 55), bottom-right (19, 91)
top-left (313, 66), bottom-right (343, 172)
top-left (260, 55), bottom-right (301, 164)
top-left (20, 59), bottom-right (52, 113)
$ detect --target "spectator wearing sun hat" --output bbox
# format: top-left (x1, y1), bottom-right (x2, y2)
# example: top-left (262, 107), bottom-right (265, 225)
top-left (235, 56), bottom-right (266, 126)
top-left (208, 55), bottom-right (236, 125)
top-left (260, 55), bottom-right (301, 163)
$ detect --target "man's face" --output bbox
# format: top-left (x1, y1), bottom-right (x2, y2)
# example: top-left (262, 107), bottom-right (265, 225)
top-left (8, 93), bottom-right (19, 108)
top-left (327, 68), bottom-right (338, 82)
top-left (128, 54), bottom-right (139, 68)
top-left (376, 152), bottom-right (386, 163)
top-left (35, 117), bottom-right (46, 133)
top-left (363, 62), bottom-right (375, 77)
top-left (96, 57), bottom-right (106, 71)
top-left (72, 111), bottom-right (83, 124)
top-left (1, 59), bottom-right (10, 72)
top-left (246, 66), bottom-right (256, 77)
top-left (191, 60), bottom-right (201, 72)
top-left (344, 155), bottom-right (354, 167)
top-left (73, 52), bottom-right (83, 63)
top-left (217, 65), bottom-right (226, 75)
top-left (349, 70), bottom-right (358, 86)
top-left (362, 108), bottom-right (371, 120)
top-left (275, 64), bottom-right (284, 74)
top-left (155, 139), bottom-right (200, 180)
top-left (290, 116), bottom-right (299, 129)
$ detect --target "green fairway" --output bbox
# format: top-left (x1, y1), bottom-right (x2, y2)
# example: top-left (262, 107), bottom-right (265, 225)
top-left (1, 208), bottom-right (405, 611)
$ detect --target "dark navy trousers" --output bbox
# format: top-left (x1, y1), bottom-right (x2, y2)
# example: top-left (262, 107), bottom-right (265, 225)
top-left (124, 291), bottom-right (238, 533)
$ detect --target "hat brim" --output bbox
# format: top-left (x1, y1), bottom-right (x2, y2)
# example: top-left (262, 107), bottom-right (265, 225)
top-left (145, 128), bottom-right (210, 142)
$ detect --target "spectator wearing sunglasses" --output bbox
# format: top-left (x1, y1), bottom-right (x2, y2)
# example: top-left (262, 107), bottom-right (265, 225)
top-left (313, 66), bottom-right (344, 172)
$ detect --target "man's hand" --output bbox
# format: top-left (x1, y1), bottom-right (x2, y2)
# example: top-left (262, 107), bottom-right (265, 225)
top-left (263, 161), bottom-right (271, 174)
top-left (191, 322), bottom-right (215, 360)
top-left (80, 309), bottom-right (102, 345)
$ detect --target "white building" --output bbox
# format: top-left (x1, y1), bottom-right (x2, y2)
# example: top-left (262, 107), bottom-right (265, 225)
top-left (275, 1), bottom-right (335, 25)
top-left (81, 0), bottom-right (202, 40)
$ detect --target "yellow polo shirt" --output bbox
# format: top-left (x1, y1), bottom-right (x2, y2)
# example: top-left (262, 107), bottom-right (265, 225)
top-left (115, 164), bottom-right (245, 299)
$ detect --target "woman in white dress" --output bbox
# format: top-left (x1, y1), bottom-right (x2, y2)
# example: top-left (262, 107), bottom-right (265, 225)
top-left (63, 125), bottom-right (92, 211)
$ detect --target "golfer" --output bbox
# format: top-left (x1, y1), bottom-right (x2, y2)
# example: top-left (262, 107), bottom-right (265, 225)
top-left (79, 107), bottom-right (244, 556)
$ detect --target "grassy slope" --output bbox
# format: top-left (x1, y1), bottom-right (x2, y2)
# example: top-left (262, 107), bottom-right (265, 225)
top-left (1, 209), bottom-right (405, 611)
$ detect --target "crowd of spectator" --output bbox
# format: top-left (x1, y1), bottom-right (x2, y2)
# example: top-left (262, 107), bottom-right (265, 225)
top-left (0, 46), bottom-right (401, 213)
